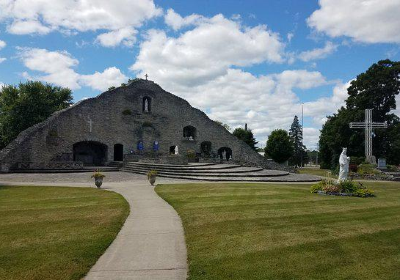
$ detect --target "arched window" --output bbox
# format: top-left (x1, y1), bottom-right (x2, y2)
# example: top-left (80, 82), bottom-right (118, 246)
top-left (183, 125), bottom-right (196, 140)
top-left (142, 96), bottom-right (152, 112)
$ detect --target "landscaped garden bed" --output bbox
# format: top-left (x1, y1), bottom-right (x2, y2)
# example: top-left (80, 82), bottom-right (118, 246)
top-left (311, 179), bottom-right (375, 197)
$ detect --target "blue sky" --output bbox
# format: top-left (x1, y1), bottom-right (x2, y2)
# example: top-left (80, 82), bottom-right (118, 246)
top-left (0, 0), bottom-right (399, 149)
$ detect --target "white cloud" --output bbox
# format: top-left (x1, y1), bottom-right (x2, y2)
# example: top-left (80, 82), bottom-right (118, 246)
top-left (287, 32), bottom-right (294, 42)
top-left (0, 57), bottom-right (7, 63)
top-left (80, 67), bottom-right (127, 91)
top-left (130, 11), bottom-right (342, 148)
top-left (308, 0), bottom-right (400, 44)
top-left (132, 13), bottom-right (285, 87)
top-left (304, 81), bottom-right (351, 125)
top-left (0, 0), bottom-right (162, 46)
top-left (164, 9), bottom-right (204, 31)
top-left (298, 41), bottom-right (337, 62)
top-left (18, 48), bottom-right (127, 90)
top-left (0, 40), bottom-right (6, 50)
top-left (96, 27), bottom-right (137, 47)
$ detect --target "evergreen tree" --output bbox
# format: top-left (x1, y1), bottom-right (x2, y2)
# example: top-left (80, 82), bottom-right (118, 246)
top-left (0, 81), bottom-right (72, 148)
top-left (233, 127), bottom-right (258, 150)
top-left (288, 115), bottom-right (307, 166)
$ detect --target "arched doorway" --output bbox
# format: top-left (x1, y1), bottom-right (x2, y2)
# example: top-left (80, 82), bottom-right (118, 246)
top-left (114, 144), bottom-right (124, 161)
top-left (218, 147), bottom-right (232, 161)
top-left (73, 141), bottom-right (108, 166)
top-left (200, 141), bottom-right (212, 156)
top-left (183, 125), bottom-right (196, 140)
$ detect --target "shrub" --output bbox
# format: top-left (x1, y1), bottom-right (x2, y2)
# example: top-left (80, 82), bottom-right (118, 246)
top-left (91, 170), bottom-right (105, 179)
top-left (358, 164), bottom-right (380, 175)
top-left (339, 180), bottom-right (358, 193)
top-left (122, 109), bottom-right (132, 115)
top-left (147, 170), bottom-right (157, 179)
top-left (310, 180), bottom-right (325, 193)
top-left (187, 149), bottom-right (196, 159)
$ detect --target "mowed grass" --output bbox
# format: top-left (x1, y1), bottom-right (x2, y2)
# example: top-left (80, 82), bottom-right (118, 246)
top-left (156, 182), bottom-right (400, 280)
top-left (298, 167), bottom-right (336, 178)
top-left (0, 185), bottom-right (129, 280)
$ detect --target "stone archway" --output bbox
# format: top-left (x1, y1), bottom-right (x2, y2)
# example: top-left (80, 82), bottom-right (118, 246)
top-left (73, 141), bottom-right (108, 166)
top-left (114, 144), bottom-right (124, 161)
top-left (218, 147), bottom-right (232, 161)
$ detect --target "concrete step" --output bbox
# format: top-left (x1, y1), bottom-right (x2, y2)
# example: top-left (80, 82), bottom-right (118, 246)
top-left (123, 165), bottom-right (265, 174)
top-left (125, 162), bottom-right (240, 171)
top-left (123, 168), bottom-right (288, 178)
top-left (124, 170), bottom-right (319, 182)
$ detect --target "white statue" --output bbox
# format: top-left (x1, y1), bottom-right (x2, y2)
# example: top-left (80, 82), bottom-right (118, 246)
top-left (175, 145), bottom-right (179, 155)
top-left (338, 148), bottom-right (350, 182)
top-left (144, 99), bottom-right (149, 112)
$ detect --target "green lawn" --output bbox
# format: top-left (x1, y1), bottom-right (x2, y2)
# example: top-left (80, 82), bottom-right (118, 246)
top-left (156, 182), bottom-right (400, 280)
top-left (0, 185), bottom-right (129, 280)
top-left (298, 167), bottom-right (336, 178)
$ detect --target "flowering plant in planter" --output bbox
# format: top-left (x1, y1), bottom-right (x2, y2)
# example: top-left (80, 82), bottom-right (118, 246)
top-left (91, 170), bottom-right (105, 188)
top-left (147, 170), bottom-right (158, 186)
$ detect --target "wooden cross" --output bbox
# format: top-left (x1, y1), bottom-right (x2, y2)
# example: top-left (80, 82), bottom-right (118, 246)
top-left (349, 109), bottom-right (387, 163)
top-left (145, 74), bottom-right (148, 80)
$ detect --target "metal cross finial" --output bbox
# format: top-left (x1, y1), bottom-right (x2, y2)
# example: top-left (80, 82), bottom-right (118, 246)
top-left (145, 74), bottom-right (148, 80)
top-left (349, 109), bottom-right (387, 163)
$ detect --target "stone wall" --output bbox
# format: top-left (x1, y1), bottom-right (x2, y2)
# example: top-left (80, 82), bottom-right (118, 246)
top-left (0, 79), bottom-right (289, 172)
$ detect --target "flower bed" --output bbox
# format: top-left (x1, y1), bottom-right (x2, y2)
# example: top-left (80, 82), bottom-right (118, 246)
top-left (311, 179), bottom-right (374, 198)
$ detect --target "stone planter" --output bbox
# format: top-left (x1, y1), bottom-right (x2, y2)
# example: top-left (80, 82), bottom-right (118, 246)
top-left (149, 175), bottom-right (156, 186)
top-left (94, 177), bottom-right (103, 188)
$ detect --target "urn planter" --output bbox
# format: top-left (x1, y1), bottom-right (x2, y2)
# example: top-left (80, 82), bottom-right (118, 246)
top-left (147, 170), bottom-right (158, 186)
top-left (91, 170), bottom-right (105, 188)
top-left (149, 176), bottom-right (156, 186)
top-left (94, 177), bottom-right (103, 188)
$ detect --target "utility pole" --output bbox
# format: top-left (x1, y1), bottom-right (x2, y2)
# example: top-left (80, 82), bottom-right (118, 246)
top-left (301, 103), bottom-right (304, 167)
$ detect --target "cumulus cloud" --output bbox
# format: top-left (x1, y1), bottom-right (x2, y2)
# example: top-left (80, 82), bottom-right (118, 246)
top-left (18, 48), bottom-right (127, 90)
top-left (298, 41), bottom-right (337, 62)
top-left (164, 9), bottom-right (204, 30)
top-left (132, 14), bottom-right (285, 87)
top-left (308, 0), bottom-right (400, 44)
top-left (96, 27), bottom-right (137, 47)
top-left (0, 0), bottom-right (162, 46)
top-left (304, 81), bottom-right (351, 125)
top-left (80, 67), bottom-right (127, 91)
top-left (130, 11), bottom-right (346, 149)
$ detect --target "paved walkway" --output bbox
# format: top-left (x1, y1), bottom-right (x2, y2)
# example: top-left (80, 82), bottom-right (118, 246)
top-left (0, 171), bottom-right (315, 280)
top-left (0, 172), bottom-right (189, 280)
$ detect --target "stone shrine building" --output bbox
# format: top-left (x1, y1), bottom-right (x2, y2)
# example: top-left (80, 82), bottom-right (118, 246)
top-left (0, 79), bottom-right (284, 172)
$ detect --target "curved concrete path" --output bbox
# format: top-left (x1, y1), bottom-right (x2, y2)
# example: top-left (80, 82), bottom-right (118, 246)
top-left (0, 172), bottom-right (188, 280)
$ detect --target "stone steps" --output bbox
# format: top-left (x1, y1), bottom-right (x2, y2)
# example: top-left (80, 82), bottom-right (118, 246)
top-left (122, 162), bottom-right (319, 182)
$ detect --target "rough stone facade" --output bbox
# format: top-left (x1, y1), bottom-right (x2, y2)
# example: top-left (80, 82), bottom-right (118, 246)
top-left (0, 79), bottom-right (287, 172)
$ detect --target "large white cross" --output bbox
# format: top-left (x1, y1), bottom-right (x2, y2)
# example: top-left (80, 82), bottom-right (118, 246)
top-left (349, 109), bottom-right (387, 163)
